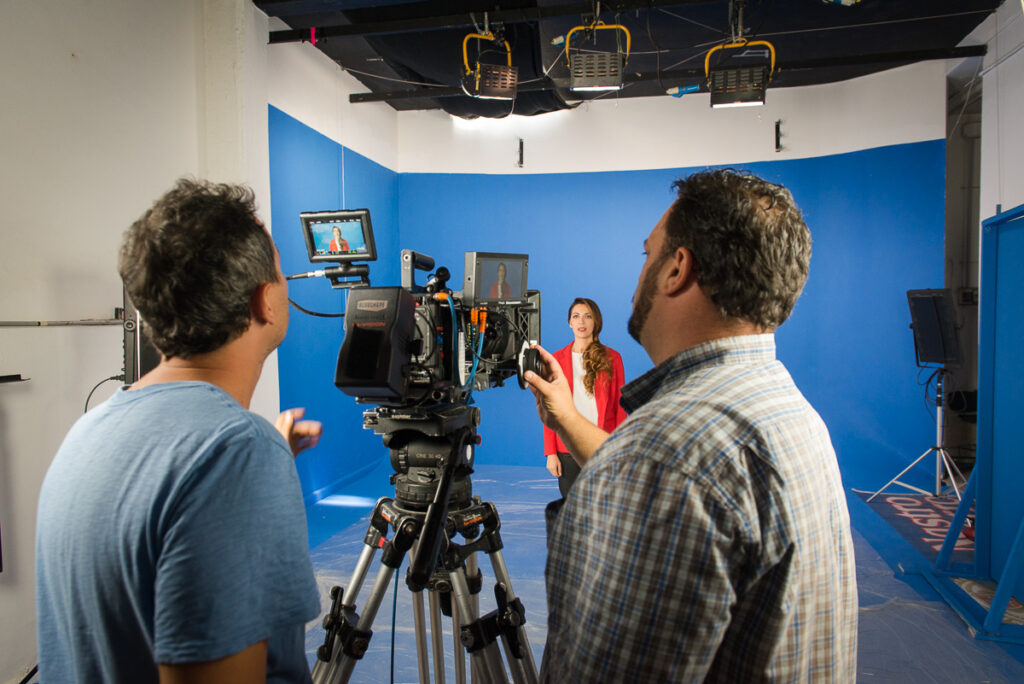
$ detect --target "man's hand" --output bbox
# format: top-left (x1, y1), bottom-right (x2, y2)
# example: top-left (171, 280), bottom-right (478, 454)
top-left (275, 408), bottom-right (323, 458)
top-left (524, 344), bottom-right (577, 433)
top-left (525, 344), bottom-right (610, 466)
top-left (546, 453), bottom-right (561, 478)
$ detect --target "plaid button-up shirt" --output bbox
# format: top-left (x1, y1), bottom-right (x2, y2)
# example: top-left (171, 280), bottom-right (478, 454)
top-left (541, 334), bottom-right (857, 682)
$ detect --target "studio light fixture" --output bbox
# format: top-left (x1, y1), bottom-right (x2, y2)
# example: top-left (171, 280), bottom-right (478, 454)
top-left (705, 39), bottom-right (776, 108)
top-left (461, 30), bottom-right (517, 100)
top-left (565, 21), bottom-right (631, 92)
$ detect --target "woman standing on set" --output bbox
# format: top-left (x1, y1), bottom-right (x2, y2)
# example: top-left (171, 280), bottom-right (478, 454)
top-left (543, 297), bottom-right (627, 497)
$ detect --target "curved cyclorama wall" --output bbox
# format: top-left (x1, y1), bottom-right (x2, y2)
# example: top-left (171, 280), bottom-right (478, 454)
top-left (266, 50), bottom-right (947, 499)
top-left (394, 144), bottom-right (945, 483)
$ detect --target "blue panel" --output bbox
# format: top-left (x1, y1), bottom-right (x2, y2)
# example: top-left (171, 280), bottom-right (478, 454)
top-left (979, 205), bottom-right (1024, 596)
top-left (269, 106), bottom-right (400, 502)
top-left (396, 142), bottom-right (946, 471)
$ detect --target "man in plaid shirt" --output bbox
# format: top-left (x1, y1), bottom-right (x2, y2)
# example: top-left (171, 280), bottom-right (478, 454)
top-left (525, 169), bottom-right (857, 682)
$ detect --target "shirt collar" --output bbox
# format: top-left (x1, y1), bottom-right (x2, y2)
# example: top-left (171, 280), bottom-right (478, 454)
top-left (620, 334), bottom-right (777, 413)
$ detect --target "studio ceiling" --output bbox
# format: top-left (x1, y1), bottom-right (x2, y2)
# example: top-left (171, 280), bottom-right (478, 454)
top-left (254, 0), bottom-right (997, 119)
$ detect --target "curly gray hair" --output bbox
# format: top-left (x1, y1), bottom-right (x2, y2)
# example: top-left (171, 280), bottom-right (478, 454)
top-left (118, 178), bottom-right (277, 359)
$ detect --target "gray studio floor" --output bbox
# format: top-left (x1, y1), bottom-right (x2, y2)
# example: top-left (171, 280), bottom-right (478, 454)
top-left (303, 464), bottom-right (1024, 683)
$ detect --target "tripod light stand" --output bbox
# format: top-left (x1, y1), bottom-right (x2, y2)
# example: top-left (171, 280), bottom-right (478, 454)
top-left (867, 369), bottom-right (966, 501)
top-left (868, 289), bottom-right (967, 502)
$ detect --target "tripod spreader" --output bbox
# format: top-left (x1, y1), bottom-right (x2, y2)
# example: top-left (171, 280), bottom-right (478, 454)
top-left (317, 587), bottom-right (372, 662)
top-left (460, 582), bottom-right (529, 659)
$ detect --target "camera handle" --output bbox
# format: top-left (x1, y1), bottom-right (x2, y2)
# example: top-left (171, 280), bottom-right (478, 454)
top-left (401, 249), bottom-right (435, 291)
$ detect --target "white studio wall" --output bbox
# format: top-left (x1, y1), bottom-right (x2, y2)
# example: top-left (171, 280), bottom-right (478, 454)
top-left (0, 2), bottom-right (201, 679)
top-left (266, 18), bottom-right (400, 175)
top-left (980, 0), bottom-right (1024, 217)
top-left (0, 1), bottom-right (307, 681)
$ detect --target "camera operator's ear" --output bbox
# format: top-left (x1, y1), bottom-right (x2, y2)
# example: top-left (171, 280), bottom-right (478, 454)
top-left (663, 247), bottom-right (697, 296)
top-left (250, 282), bottom-right (278, 325)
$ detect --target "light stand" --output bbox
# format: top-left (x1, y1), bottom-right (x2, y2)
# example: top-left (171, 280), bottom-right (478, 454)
top-left (868, 288), bottom-right (967, 502)
top-left (867, 369), bottom-right (966, 501)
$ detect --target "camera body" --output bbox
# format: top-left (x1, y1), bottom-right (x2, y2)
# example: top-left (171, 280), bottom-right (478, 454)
top-left (333, 250), bottom-right (540, 407)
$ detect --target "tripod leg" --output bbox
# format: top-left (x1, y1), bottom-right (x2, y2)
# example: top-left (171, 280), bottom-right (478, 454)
top-left (939, 448), bottom-right (965, 501)
top-left (312, 520), bottom-right (385, 684)
top-left (452, 596), bottom-right (467, 684)
top-left (344, 544), bottom-right (378, 605)
top-left (412, 590), bottom-right (430, 683)
top-left (488, 550), bottom-right (539, 684)
top-left (429, 590), bottom-right (447, 684)
top-left (316, 562), bottom-right (398, 684)
top-left (315, 507), bottom-right (420, 684)
top-left (450, 565), bottom-right (510, 684)
top-left (465, 553), bottom-right (483, 684)
top-left (866, 448), bottom-right (935, 501)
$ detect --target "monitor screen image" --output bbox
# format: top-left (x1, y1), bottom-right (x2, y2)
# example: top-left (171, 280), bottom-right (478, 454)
top-left (300, 209), bottom-right (377, 264)
top-left (480, 258), bottom-right (523, 300)
top-left (463, 252), bottom-right (528, 304)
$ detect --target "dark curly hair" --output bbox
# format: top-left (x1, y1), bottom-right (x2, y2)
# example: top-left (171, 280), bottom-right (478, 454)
top-left (118, 178), bottom-right (278, 359)
top-left (663, 169), bottom-right (811, 329)
top-left (568, 297), bottom-right (612, 395)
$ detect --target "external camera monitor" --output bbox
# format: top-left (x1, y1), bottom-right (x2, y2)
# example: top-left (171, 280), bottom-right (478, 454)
top-left (300, 209), bottom-right (377, 264)
top-left (463, 252), bottom-right (528, 306)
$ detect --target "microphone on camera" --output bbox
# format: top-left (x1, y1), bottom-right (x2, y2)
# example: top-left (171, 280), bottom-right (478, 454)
top-left (424, 266), bottom-right (451, 292)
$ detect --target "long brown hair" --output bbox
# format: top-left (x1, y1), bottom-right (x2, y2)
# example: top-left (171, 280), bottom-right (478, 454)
top-left (569, 297), bottom-right (612, 395)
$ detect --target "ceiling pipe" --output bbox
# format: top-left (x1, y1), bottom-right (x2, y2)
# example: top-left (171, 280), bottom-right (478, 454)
top-left (267, 0), bottom-right (712, 44)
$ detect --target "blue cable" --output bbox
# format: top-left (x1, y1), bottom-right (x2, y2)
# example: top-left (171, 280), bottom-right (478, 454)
top-left (462, 314), bottom-right (485, 401)
top-left (442, 296), bottom-right (477, 399)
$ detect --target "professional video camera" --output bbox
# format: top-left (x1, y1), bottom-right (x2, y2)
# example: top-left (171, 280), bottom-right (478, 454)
top-left (295, 209), bottom-right (541, 405)
top-left (292, 209), bottom-right (542, 684)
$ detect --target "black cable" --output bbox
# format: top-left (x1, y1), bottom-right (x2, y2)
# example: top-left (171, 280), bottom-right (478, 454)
top-left (84, 376), bottom-right (122, 413)
top-left (288, 297), bottom-right (344, 318)
top-left (918, 367), bottom-right (939, 423)
top-left (17, 664), bottom-right (38, 684)
top-left (646, 3), bottom-right (664, 91)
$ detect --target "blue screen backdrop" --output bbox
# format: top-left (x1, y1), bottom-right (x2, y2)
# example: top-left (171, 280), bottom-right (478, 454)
top-left (269, 106), bottom-right (399, 503)
top-left (270, 105), bottom-right (945, 503)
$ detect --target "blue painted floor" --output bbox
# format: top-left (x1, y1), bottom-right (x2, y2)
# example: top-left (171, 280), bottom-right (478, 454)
top-left (304, 461), bottom-right (1024, 683)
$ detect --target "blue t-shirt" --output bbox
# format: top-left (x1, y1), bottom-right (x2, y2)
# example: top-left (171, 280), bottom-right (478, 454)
top-left (36, 382), bottom-right (320, 683)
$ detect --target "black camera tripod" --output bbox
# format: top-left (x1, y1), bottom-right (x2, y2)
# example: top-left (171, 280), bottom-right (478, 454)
top-left (311, 404), bottom-right (539, 684)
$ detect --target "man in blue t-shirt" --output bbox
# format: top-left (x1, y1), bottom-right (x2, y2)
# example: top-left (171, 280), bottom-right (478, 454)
top-left (36, 179), bottom-right (325, 683)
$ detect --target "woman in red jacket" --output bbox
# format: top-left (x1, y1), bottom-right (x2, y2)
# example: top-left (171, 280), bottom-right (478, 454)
top-left (543, 297), bottom-right (627, 497)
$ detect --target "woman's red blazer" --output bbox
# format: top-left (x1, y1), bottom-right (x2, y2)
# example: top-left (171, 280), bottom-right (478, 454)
top-left (542, 342), bottom-right (628, 456)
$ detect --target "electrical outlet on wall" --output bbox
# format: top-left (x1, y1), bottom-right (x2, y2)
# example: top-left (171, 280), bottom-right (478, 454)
top-left (958, 287), bottom-right (979, 305)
